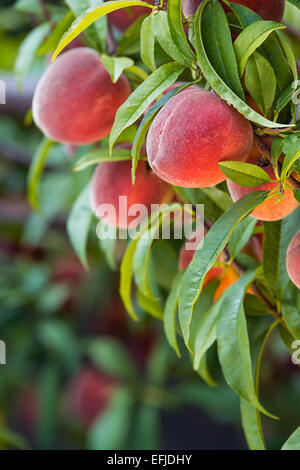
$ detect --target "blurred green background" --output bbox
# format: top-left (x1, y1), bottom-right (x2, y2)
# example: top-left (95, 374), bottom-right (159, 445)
top-left (0, 0), bottom-right (300, 450)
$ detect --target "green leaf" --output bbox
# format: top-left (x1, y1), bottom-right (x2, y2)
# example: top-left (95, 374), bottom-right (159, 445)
top-left (194, 1), bottom-right (288, 128)
top-left (38, 321), bottom-right (80, 371)
top-left (15, 0), bottom-right (43, 16)
top-left (0, 428), bottom-right (30, 450)
top-left (193, 297), bottom-right (223, 371)
top-left (120, 238), bottom-right (140, 321)
top-left (66, 185), bottom-right (93, 269)
top-left (130, 405), bottom-right (159, 450)
top-left (218, 161), bottom-right (271, 187)
top-left (245, 52), bottom-right (277, 115)
top-left (15, 23), bottom-right (51, 88)
top-left (244, 294), bottom-right (268, 317)
top-left (109, 61), bottom-right (185, 152)
top-left (294, 189), bottom-right (300, 204)
top-left (73, 148), bottom-right (133, 172)
top-left (229, 4), bottom-right (293, 99)
top-left (133, 203), bottom-right (182, 299)
top-left (196, 354), bottom-right (217, 387)
top-left (141, 15), bottom-right (156, 72)
top-left (263, 210), bottom-right (300, 300)
top-left (200, 187), bottom-right (233, 211)
top-left (240, 400), bottom-right (266, 450)
top-left (201, 0), bottom-right (245, 100)
top-left (152, 10), bottom-right (188, 66)
top-left (228, 217), bottom-right (257, 260)
top-left (167, 0), bottom-right (195, 64)
top-left (234, 20), bottom-right (285, 75)
top-left (178, 190), bottom-right (268, 348)
top-left (87, 337), bottom-right (138, 380)
top-left (67, 0), bottom-right (108, 52)
top-left (53, 1), bottom-right (154, 60)
top-left (98, 221), bottom-right (117, 270)
top-left (287, 0), bottom-right (300, 8)
top-left (275, 83), bottom-right (299, 117)
top-left (241, 318), bottom-right (279, 450)
top-left (282, 302), bottom-right (300, 340)
top-left (36, 366), bottom-right (60, 450)
top-left (282, 426), bottom-right (300, 450)
top-left (38, 11), bottom-right (75, 54)
top-left (137, 289), bottom-right (163, 320)
top-left (217, 270), bottom-right (276, 418)
top-left (101, 54), bottom-right (134, 83)
top-left (281, 136), bottom-right (300, 180)
top-left (164, 272), bottom-right (184, 357)
top-left (88, 387), bottom-right (134, 450)
top-left (146, 340), bottom-right (170, 387)
top-left (27, 138), bottom-right (54, 210)
top-left (116, 14), bottom-right (145, 56)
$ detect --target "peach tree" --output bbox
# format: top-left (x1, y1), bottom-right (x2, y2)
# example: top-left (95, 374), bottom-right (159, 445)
top-left (15, 0), bottom-right (300, 450)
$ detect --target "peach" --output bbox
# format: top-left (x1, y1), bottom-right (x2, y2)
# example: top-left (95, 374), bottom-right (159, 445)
top-left (286, 230), bottom-right (300, 289)
top-left (214, 266), bottom-right (240, 301)
top-left (66, 368), bottom-right (116, 427)
top-left (146, 88), bottom-right (253, 188)
top-left (227, 164), bottom-right (299, 221)
top-left (33, 48), bottom-right (131, 145)
top-left (183, 0), bottom-right (285, 21)
top-left (107, 0), bottom-right (154, 31)
top-left (90, 160), bottom-right (172, 229)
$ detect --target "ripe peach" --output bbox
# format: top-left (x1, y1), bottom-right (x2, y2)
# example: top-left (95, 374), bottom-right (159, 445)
top-left (107, 0), bottom-right (154, 31)
top-left (214, 266), bottom-right (239, 301)
top-left (33, 48), bottom-right (131, 145)
top-left (227, 164), bottom-right (299, 221)
top-left (183, 0), bottom-right (285, 21)
top-left (90, 160), bottom-right (173, 229)
top-left (286, 230), bottom-right (300, 289)
top-left (66, 368), bottom-right (116, 427)
top-left (146, 88), bottom-right (253, 188)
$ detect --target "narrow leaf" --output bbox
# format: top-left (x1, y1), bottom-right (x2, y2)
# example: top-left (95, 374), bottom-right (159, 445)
top-left (53, 1), bottom-right (154, 60)
top-left (27, 138), bottom-right (54, 210)
top-left (179, 190), bottom-right (268, 348)
top-left (67, 185), bottom-right (93, 269)
top-left (109, 62), bottom-right (185, 152)
top-left (218, 161), bottom-right (271, 187)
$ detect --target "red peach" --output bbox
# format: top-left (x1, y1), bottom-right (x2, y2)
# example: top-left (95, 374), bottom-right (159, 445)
top-left (146, 88), bottom-right (253, 188)
top-left (90, 160), bottom-right (173, 229)
top-left (33, 48), bottom-right (131, 145)
top-left (227, 164), bottom-right (299, 221)
top-left (66, 368), bottom-right (116, 427)
top-left (286, 230), bottom-right (300, 289)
